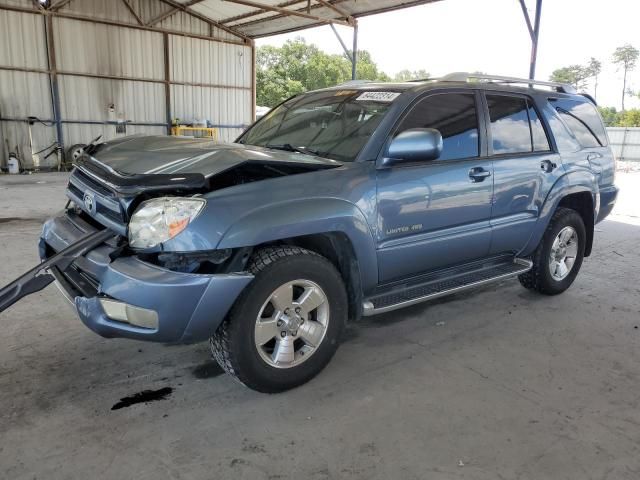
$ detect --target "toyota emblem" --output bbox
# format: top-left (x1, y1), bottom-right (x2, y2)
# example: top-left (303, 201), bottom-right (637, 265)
top-left (83, 192), bottom-right (95, 213)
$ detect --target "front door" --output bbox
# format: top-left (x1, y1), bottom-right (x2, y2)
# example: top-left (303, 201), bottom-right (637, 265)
top-left (376, 91), bottom-right (493, 283)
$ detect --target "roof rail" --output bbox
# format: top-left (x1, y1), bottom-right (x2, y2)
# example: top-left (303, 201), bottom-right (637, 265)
top-left (441, 72), bottom-right (577, 94)
top-left (336, 80), bottom-right (375, 87)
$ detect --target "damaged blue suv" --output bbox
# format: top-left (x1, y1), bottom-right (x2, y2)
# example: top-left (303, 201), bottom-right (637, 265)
top-left (0, 73), bottom-right (618, 392)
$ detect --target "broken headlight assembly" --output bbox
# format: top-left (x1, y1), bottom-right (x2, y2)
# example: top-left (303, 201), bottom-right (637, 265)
top-left (128, 197), bottom-right (205, 249)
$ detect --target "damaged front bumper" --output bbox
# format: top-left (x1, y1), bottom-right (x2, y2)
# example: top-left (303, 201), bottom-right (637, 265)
top-left (13, 210), bottom-right (253, 344)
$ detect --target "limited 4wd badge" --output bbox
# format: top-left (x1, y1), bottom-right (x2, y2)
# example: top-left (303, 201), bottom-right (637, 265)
top-left (356, 91), bottom-right (401, 102)
top-left (386, 224), bottom-right (423, 235)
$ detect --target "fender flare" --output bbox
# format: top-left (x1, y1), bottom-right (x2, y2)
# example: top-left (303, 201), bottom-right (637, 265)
top-left (215, 198), bottom-right (379, 293)
top-left (522, 170), bottom-right (598, 256)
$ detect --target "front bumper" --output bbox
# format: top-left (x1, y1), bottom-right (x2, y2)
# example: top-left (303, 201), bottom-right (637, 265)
top-left (40, 212), bottom-right (253, 344)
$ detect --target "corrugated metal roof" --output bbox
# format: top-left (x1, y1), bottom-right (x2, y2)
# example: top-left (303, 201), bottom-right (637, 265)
top-left (190, 0), bottom-right (442, 38)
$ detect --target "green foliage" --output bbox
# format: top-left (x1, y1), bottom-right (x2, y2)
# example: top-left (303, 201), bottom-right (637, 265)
top-left (550, 65), bottom-right (590, 89)
top-left (597, 106), bottom-right (640, 127)
top-left (586, 57), bottom-right (602, 78)
top-left (256, 38), bottom-right (390, 107)
top-left (393, 69), bottom-right (430, 81)
top-left (618, 109), bottom-right (640, 127)
top-left (612, 44), bottom-right (639, 71)
top-left (612, 44), bottom-right (639, 110)
top-left (597, 106), bottom-right (620, 127)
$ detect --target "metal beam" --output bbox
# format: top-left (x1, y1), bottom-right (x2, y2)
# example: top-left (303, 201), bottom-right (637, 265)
top-left (528, 0), bottom-right (542, 79)
top-left (0, 4), bottom-right (248, 46)
top-left (315, 0), bottom-right (353, 21)
top-left (158, 0), bottom-right (251, 41)
top-left (351, 21), bottom-right (358, 80)
top-left (329, 23), bottom-right (352, 61)
top-left (163, 33), bottom-right (172, 134)
top-left (44, 14), bottom-right (64, 153)
top-left (146, 0), bottom-right (206, 27)
top-left (221, 0), bottom-right (351, 27)
top-left (49, 0), bottom-right (73, 12)
top-left (518, 0), bottom-right (534, 40)
top-left (220, 0), bottom-right (311, 24)
top-left (121, 0), bottom-right (144, 25)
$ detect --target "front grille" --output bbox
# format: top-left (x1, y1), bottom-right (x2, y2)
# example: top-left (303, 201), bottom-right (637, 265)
top-left (73, 168), bottom-right (114, 197)
top-left (66, 168), bottom-right (127, 234)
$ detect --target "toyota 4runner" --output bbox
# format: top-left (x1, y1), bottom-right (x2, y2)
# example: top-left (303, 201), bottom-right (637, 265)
top-left (0, 73), bottom-right (618, 392)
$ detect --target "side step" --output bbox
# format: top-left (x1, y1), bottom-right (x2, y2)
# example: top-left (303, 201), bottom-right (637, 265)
top-left (363, 257), bottom-right (532, 316)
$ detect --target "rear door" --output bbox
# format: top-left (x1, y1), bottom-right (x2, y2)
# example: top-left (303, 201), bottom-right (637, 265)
top-left (375, 90), bottom-right (493, 282)
top-left (484, 92), bottom-right (561, 255)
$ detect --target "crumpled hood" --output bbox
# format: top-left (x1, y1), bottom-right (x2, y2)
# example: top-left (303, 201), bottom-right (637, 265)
top-left (89, 135), bottom-right (341, 178)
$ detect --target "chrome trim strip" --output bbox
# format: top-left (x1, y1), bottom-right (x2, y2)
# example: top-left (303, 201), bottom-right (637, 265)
top-left (362, 258), bottom-right (533, 316)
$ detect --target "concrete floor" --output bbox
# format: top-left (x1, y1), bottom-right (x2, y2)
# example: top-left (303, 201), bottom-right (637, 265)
top-left (1, 171), bottom-right (639, 480)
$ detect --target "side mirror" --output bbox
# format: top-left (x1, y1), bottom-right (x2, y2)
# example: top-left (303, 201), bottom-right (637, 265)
top-left (379, 128), bottom-right (443, 168)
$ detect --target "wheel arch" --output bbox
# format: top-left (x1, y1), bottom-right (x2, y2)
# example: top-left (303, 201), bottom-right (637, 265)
top-left (216, 198), bottom-right (378, 315)
top-left (557, 192), bottom-right (595, 257)
top-left (265, 232), bottom-right (364, 322)
top-left (522, 171), bottom-right (597, 257)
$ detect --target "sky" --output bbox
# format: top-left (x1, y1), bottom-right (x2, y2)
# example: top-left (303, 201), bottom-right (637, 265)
top-left (256, 0), bottom-right (640, 110)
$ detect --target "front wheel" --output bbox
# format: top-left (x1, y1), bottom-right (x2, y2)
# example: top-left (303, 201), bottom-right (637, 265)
top-left (519, 207), bottom-right (586, 295)
top-left (210, 246), bottom-right (347, 393)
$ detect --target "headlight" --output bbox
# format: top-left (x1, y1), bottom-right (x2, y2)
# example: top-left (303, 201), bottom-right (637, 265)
top-left (128, 197), bottom-right (205, 249)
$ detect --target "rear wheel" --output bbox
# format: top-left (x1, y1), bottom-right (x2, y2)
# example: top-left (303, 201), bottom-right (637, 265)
top-left (210, 246), bottom-right (347, 393)
top-left (519, 207), bottom-right (586, 295)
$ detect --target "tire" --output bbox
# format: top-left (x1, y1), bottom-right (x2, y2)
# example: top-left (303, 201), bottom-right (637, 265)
top-left (66, 143), bottom-right (86, 163)
top-left (210, 246), bottom-right (348, 393)
top-left (518, 207), bottom-right (586, 295)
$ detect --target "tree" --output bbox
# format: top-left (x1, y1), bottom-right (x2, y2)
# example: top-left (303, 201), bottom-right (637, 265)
top-left (612, 44), bottom-right (639, 111)
top-left (550, 65), bottom-right (590, 90)
top-left (586, 57), bottom-right (602, 101)
top-left (597, 106), bottom-right (620, 127)
top-left (393, 69), bottom-right (430, 81)
top-left (618, 109), bottom-right (640, 127)
top-left (256, 38), bottom-right (389, 107)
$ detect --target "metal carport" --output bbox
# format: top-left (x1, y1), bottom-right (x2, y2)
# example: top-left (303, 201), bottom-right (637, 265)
top-left (0, 0), bottom-right (543, 169)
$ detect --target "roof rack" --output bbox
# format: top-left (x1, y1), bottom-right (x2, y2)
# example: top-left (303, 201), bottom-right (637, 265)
top-left (336, 80), bottom-right (375, 87)
top-left (440, 72), bottom-right (577, 94)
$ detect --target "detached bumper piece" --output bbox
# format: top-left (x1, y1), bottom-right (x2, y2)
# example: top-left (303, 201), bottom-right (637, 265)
top-left (0, 229), bottom-right (114, 314)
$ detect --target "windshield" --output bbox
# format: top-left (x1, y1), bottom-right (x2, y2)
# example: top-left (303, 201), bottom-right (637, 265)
top-left (239, 90), bottom-right (397, 162)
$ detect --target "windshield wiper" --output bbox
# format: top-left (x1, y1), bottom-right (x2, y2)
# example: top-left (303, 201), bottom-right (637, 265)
top-left (265, 143), bottom-right (316, 156)
top-left (264, 143), bottom-right (340, 161)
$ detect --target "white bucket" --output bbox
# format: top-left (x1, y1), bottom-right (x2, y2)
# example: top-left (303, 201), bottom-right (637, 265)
top-left (7, 155), bottom-right (20, 174)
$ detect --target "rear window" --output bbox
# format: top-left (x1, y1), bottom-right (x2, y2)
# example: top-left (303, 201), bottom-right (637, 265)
top-left (550, 98), bottom-right (608, 148)
top-left (486, 95), bottom-right (551, 154)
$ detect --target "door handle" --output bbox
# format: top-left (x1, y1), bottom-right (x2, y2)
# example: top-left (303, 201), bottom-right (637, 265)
top-left (540, 159), bottom-right (557, 173)
top-left (468, 167), bottom-right (491, 182)
top-left (586, 152), bottom-right (603, 161)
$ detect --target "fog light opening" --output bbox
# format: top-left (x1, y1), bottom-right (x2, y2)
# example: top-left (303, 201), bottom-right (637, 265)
top-left (99, 298), bottom-right (159, 330)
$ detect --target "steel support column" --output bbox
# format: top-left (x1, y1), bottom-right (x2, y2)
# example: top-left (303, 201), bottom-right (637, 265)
top-left (44, 14), bottom-right (64, 153)
top-left (520, 0), bottom-right (543, 80)
top-left (163, 33), bottom-right (172, 135)
top-left (329, 21), bottom-right (358, 81)
top-left (351, 22), bottom-right (358, 80)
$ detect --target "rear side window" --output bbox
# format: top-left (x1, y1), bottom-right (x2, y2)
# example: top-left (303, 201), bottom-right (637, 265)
top-left (396, 93), bottom-right (479, 161)
top-left (486, 94), bottom-right (551, 154)
top-left (550, 98), bottom-right (607, 148)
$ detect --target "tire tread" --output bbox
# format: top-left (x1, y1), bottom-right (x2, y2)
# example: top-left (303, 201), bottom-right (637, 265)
top-left (518, 207), bottom-right (584, 295)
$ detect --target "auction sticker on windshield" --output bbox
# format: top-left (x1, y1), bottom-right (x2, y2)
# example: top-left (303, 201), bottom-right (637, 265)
top-left (356, 91), bottom-right (401, 102)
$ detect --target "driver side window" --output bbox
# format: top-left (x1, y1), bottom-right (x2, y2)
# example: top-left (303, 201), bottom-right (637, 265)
top-left (396, 93), bottom-right (480, 161)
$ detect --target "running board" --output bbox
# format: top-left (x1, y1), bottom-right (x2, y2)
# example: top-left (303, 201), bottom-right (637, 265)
top-left (362, 257), bottom-right (532, 316)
